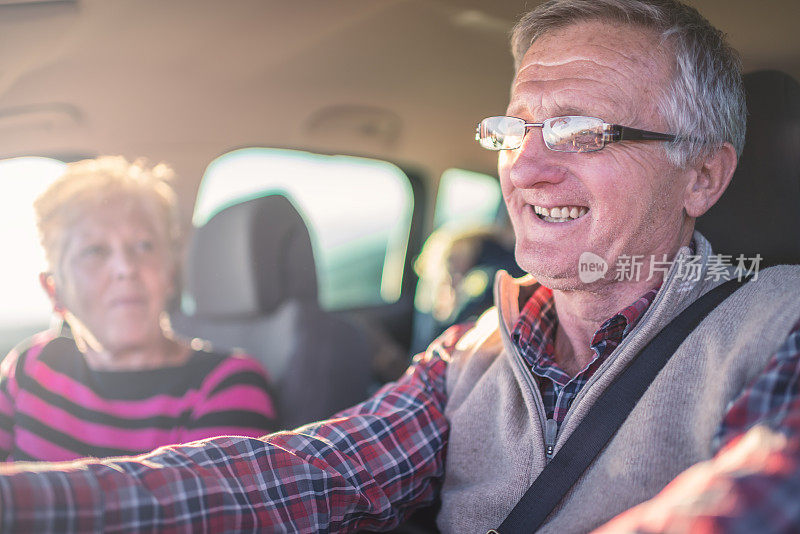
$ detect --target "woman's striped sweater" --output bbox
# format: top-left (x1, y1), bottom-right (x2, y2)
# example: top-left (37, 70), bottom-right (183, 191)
top-left (0, 331), bottom-right (277, 461)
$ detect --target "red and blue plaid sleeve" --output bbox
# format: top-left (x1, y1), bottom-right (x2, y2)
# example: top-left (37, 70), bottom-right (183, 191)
top-left (0, 325), bottom-right (466, 533)
top-left (594, 320), bottom-right (800, 533)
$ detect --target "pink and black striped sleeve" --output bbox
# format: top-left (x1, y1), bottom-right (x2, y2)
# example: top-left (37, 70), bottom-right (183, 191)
top-left (183, 352), bottom-right (278, 440)
top-left (0, 348), bottom-right (21, 460)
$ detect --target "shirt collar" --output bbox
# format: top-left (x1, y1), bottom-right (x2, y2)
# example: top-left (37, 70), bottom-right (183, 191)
top-left (512, 283), bottom-right (661, 367)
top-left (508, 236), bottom-right (695, 366)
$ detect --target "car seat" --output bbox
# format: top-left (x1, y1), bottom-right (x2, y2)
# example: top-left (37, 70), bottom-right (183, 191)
top-left (171, 194), bottom-right (374, 429)
top-left (696, 70), bottom-right (800, 265)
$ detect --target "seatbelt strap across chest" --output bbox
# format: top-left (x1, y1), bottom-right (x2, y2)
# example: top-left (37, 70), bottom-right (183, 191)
top-left (489, 276), bottom-right (749, 534)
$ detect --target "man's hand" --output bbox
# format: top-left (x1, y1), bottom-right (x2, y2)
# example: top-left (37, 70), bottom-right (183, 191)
top-left (594, 426), bottom-right (796, 533)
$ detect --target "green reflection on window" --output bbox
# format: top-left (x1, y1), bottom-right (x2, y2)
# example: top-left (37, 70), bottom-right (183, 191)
top-left (433, 168), bottom-right (502, 230)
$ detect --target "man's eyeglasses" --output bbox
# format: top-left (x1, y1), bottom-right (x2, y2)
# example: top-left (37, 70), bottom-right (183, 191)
top-left (475, 115), bottom-right (678, 152)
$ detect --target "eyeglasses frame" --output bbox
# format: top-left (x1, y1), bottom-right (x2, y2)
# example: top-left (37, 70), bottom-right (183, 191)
top-left (475, 115), bottom-right (679, 152)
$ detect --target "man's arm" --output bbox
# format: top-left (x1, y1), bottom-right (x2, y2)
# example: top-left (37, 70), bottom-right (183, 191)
top-left (595, 321), bottom-right (800, 533)
top-left (0, 325), bottom-right (467, 533)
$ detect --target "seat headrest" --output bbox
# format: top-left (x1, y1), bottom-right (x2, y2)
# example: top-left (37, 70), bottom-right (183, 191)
top-left (184, 194), bottom-right (318, 318)
top-left (696, 70), bottom-right (800, 266)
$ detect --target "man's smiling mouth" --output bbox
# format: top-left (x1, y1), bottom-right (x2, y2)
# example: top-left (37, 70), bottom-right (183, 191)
top-left (533, 204), bottom-right (589, 223)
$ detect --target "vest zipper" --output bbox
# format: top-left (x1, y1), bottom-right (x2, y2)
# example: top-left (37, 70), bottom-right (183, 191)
top-left (498, 311), bottom-right (550, 462)
top-left (544, 418), bottom-right (557, 459)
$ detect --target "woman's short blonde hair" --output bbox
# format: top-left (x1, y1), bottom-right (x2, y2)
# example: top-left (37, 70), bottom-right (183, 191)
top-left (34, 156), bottom-right (181, 272)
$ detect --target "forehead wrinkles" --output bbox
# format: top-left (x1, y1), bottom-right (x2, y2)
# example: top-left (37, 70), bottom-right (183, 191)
top-left (509, 73), bottom-right (628, 120)
top-left (511, 23), bottom-right (670, 124)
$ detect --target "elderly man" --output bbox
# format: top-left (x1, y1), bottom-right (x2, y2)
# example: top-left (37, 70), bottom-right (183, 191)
top-left (2, 0), bottom-right (800, 532)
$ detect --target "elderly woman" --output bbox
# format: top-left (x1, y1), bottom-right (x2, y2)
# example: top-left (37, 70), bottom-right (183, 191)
top-left (0, 156), bottom-right (277, 462)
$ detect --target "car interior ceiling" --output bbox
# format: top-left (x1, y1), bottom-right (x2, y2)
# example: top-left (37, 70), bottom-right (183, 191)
top-left (0, 0), bottom-right (798, 387)
top-left (1, 1), bottom-right (798, 206)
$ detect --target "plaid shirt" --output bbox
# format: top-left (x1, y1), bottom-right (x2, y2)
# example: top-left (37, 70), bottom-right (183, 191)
top-left (1, 300), bottom-right (799, 532)
top-left (511, 283), bottom-right (659, 429)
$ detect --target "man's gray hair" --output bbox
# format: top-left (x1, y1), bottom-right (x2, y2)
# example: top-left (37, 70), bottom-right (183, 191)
top-left (511, 0), bottom-right (746, 168)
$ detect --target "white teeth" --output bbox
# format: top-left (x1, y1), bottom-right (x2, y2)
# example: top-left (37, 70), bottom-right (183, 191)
top-left (532, 204), bottom-right (589, 221)
top-left (534, 206), bottom-right (550, 216)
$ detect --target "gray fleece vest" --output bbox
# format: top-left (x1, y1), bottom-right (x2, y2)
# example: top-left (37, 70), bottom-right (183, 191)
top-left (438, 231), bottom-right (800, 533)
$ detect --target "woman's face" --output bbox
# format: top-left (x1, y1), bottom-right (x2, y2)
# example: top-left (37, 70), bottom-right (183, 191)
top-left (50, 199), bottom-right (175, 354)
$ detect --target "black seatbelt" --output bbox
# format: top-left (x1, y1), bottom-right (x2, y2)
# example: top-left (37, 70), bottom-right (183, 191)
top-left (490, 276), bottom-right (749, 534)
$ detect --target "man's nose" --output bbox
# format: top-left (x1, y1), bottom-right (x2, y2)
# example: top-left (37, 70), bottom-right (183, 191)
top-left (506, 128), bottom-right (568, 189)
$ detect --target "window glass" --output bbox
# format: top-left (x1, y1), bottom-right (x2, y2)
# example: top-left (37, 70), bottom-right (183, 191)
top-left (410, 168), bottom-right (504, 352)
top-left (433, 168), bottom-right (502, 230)
top-left (194, 148), bottom-right (414, 310)
top-left (0, 157), bottom-right (66, 351)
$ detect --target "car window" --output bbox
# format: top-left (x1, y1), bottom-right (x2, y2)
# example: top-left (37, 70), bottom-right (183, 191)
top-left (433, 168), bottom-right (502, 231)
top-left (193, 148), bottom-right (414, 311)
top-left (0, 156), bottom-right (66, 353)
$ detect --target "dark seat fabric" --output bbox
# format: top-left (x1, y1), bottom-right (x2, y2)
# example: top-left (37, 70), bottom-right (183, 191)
top-left (171, 194), bottom-right (374, 430)
top-left (696, 70), bottom-right (800, 266)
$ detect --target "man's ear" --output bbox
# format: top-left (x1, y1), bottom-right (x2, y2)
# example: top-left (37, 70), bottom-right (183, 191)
top-left (39, 272), bottom-right (64, 314)
top-left (683, 142), bottom-right (738, 218)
